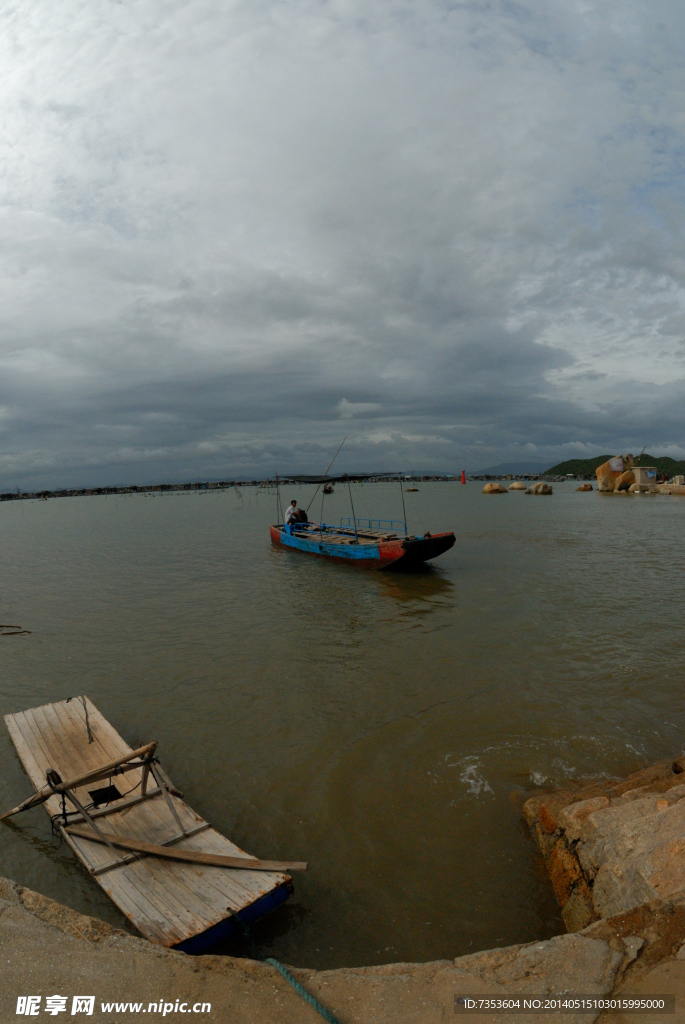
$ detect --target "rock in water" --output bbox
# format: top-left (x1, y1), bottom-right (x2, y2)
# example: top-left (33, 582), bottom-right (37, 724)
top-left (483, 482), bottom-right (508, 493)
top-left (508, 481), bottom-right (527, 490)
top-left (576, 483), bottom-right (593, 491)
top-left (596, 454), bottom-right (634, 491)
top-left (614, 470), bottom-right (635, 491)
top-left (526, 482), bottom-right (553, 495)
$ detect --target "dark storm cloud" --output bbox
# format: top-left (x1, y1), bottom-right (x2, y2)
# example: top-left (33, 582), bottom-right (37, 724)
top-left (1, 0), bottom-right (685, 488)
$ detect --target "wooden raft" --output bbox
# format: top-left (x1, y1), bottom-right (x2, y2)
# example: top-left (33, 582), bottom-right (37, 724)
top-left (4, 697), bottom-right (293, 952)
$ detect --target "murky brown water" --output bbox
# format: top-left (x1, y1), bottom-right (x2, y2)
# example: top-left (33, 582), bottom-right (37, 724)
top-left (1, 481), bottom-right (684, 968)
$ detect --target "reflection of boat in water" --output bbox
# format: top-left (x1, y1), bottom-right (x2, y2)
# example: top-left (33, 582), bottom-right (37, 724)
top-left (271, 474), bottom-right (455, 569)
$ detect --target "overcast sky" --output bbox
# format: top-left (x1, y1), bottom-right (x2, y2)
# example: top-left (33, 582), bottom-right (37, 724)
top-left (1, 0), bottom-right (685, 487)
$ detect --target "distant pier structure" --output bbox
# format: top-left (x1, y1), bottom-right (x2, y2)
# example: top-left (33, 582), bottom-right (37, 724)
top-left (0, 475), bottom-right (460, 503)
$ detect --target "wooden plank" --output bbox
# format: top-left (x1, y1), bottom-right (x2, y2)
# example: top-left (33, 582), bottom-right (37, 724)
top-left (66, 826), bottom-right (307, 871)
top-left (8, 705), bottom-right (215, 940)
top-left (72, 700), bottom-right (280, 909)
top-left (81, 712), bottom-right (270, 918)
top-left (0, 741), bottom-right (156, 818)
top-left (67, 699), bottom-right (289, 925)
top-left (65, 788), bottom-right (163, 824)
top-left (46, 704), bottom-right (214, 938)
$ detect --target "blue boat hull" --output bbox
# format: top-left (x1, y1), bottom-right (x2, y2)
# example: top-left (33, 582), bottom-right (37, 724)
top-left (270, 525), bottom-right (455, 568)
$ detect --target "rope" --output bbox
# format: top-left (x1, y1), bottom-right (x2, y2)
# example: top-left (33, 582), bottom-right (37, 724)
top-left (305, 436), bottom-right (347, 513)
top-left (66, 696), bottom-right (94, 743)
top-left (264, 958), bottom-right (342, 1024)
top-left (229, 913), bottom-right (343, 1024)
top-left (80, 697), bottom-right (94, 743)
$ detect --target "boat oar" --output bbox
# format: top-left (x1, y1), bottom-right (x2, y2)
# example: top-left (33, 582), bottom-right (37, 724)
top-left (0, 742), bottom-right (158, 820)
top-left (65, 825), bottom-right (307, 872)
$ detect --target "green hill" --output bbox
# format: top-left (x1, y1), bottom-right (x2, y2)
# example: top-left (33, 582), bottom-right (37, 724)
top-left (543, 455), bottom-right (612, 476)
top-left (543, 454), bottom-right (685, 477)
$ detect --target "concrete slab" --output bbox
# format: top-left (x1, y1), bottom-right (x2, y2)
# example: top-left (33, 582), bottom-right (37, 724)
top-left (0, 877), bottom-right (624, 1024)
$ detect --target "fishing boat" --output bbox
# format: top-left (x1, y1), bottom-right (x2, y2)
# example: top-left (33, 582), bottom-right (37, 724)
top-left (2, 697), bottom-right (305, 953)
top-left (271, 474), bottom-right (455, 568)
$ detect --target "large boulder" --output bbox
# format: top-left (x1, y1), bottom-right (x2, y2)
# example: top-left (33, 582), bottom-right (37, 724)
top-left (483, 482), bottom-right (507, 493)
top-left (596, 455), bottom-right (634, 492)
top-left (614, 470), bottom-right (635, 491)
top-left (523, 755), bottom-right (685, 932)
top-left (526, 482), bottom-right (553, 495)
top-left (509, 481), bottom-right (527, 490)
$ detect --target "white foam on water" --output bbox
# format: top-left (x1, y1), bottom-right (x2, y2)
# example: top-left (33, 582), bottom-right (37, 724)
top-left (456, 758), bottom-right (494, 797)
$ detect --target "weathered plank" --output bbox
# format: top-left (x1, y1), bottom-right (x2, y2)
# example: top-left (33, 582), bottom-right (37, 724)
top-left (0, 741), bottom-right (157, 819)
top-left (66, 826), bottom-right (307, 871)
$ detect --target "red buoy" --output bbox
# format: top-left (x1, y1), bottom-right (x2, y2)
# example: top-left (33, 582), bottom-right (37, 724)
top-left (461, 469), bottom-right (466, 485)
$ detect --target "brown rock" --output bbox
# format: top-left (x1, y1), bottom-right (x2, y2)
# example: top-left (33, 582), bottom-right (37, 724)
top-left (451, 933), bottom-right (621, 1021)
top-left (508, 481), bottom-right (527, 490)
top-left (562, 879), bottom-right (597, 932)
top-left (482, 482), bottom-right (507, 493)
top-left (535, 822), bottom-right (558, 859)
top-left (558, 796), bottom-right (611, 842)
top-left (547, 838), bottom-right (584, 906)
top-left (526, 482), bottom-right (553, 494)
top-left (538, 802), bottom-right (562, 835)
top-left (641, 835), bottom-right (685, 898)
top-left (596, 454), bottom-right (634, 492)
top-left (576, 483), bottom-right (593, 491)
top-left (614, 470), bottom-right (635, 491)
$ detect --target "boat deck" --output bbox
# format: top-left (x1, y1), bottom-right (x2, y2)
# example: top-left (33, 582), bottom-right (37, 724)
top-left (5, 697), bottom-right (291, 952)
top-left (289, 525), bottom-right (398, 545)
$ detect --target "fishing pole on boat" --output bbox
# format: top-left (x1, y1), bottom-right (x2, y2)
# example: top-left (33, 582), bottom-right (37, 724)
top-left (306, 436), bottom-right (347, 514)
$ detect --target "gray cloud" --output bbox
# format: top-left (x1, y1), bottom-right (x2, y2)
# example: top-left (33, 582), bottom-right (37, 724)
top-left (1, 0), bottom-right (685, 488)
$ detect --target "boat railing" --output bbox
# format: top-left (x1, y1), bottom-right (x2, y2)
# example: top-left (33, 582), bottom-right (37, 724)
top-left (340, 517), bottom-right (407, 535)
top-left (282, 520), bottom-right (407, 538)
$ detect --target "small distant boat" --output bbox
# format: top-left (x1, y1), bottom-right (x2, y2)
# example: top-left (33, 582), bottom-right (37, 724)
top-left (405, 487), bottom-right (419, 492)
top-left (322, 484), bottom-right (334, 494)
top-left (271, 474), bottom-right (454, 569)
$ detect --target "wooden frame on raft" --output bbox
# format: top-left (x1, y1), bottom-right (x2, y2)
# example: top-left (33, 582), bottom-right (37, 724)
top-left (2, 697), bottom-right (305, 953)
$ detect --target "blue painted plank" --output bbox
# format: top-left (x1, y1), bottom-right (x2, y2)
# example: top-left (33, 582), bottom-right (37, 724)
top-left (173, 882), bottom-right (293, 954)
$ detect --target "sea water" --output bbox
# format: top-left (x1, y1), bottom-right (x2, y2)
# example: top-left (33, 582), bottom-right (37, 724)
top-left (0, 481), bottom-right (683, 968)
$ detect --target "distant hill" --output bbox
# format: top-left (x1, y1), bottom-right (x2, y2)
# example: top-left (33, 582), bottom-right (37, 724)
top-left (543, 454), bottom-right (685, 477)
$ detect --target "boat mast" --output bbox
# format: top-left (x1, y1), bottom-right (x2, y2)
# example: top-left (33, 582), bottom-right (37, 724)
top-left (346, 478), bottom-right (359, 542)
top-left (398, 474), bottom-right (407, 534)
top-left (275, 474), bottom-right (283, 524)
